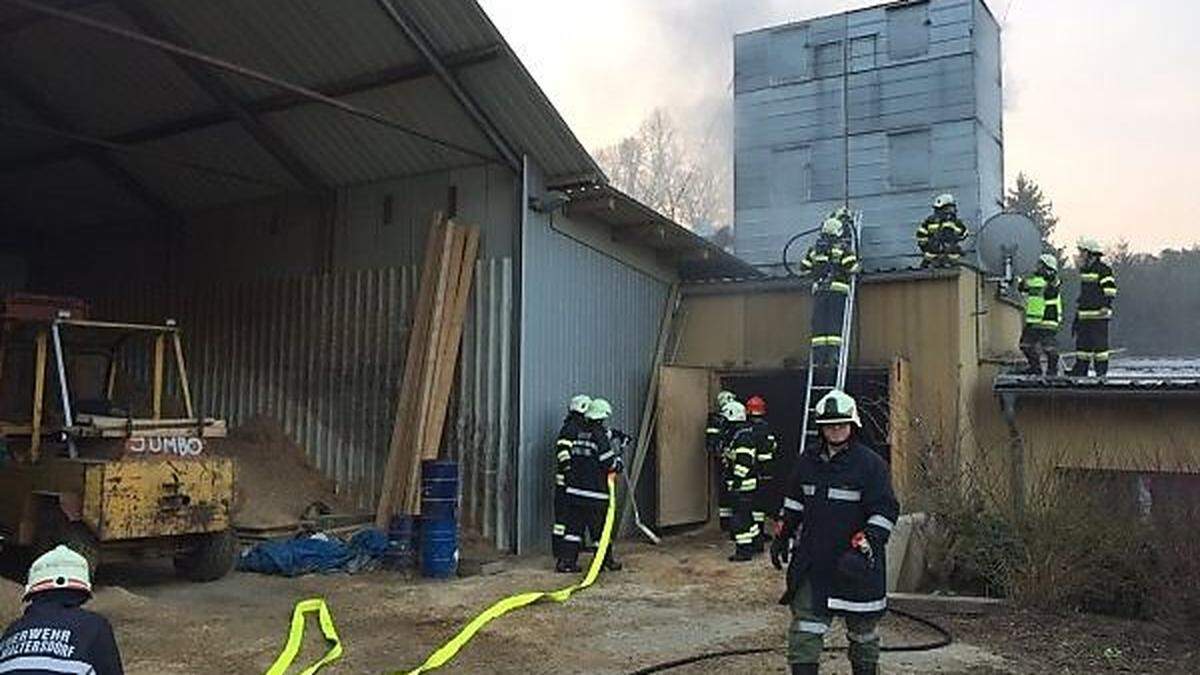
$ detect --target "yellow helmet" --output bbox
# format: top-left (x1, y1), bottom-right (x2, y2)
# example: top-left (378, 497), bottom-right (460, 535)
top-left (1039, 253), bottom-right (1059, 271)
top-left (1076, 237), bottom-right (1102, 254)
top-left (720, 400), bottom-right (747, 423)
top-left (933, 193), bottom-right (956, 209)
top-left (715, 390), bottom-right (736, 407)
top-left (569, 394), bottom-right (592, 414)
top-left (585, 398), bottom-right (612, 421)
top-left (821, 218), bottom-right (844, 237)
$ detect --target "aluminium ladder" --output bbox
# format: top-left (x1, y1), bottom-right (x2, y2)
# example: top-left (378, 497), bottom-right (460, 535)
top-left (798, 211), bottom-right (862, 456)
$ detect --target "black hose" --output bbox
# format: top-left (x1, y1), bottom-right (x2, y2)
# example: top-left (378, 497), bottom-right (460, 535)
top-left (626, 607), bottom-right (953, 675)
top-left (781, 226), bottom-right (821, 278)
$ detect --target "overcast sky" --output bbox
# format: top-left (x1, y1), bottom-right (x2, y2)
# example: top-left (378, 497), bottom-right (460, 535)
top-left (478, 0), bottom-right (1200, 253)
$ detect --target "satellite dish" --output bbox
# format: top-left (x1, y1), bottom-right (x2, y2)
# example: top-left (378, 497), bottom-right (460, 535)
top-left (977, 212), bottom-right (1042, 280)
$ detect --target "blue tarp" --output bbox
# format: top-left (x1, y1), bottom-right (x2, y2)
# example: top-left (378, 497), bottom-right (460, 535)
top-left (238, 528), bottom-right (390, 577)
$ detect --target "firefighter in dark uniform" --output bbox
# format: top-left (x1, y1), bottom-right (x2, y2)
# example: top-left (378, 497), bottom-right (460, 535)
top-left (745, 395), bottom-right (777, 544)
top-left (916, 193), bottom-right (969, 267)
top-left (802, 218), bottom-right (860, 373)
top-left (0, 545), bottom-right (124, 674)
top-left (553, 394), bottom-right (591, 559)
top-left (1018, 254), bottom-right (1063, 376)
top-left (771, 390), bottom-right (898, 675)
top-left (707, 390), bottom-right (737, 531)
top-left (723, 400), bottom-right (762, 562)
top-left (1067, 238), bottom-right (1118, 377)
top-left (556, 397), bottom-right (623, 573)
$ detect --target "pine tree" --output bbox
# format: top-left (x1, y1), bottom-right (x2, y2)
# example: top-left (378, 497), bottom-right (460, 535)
top-left (1004, 172), bottom-right (1063, 264)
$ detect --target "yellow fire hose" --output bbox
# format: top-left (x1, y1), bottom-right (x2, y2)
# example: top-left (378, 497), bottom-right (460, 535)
top-left (265, 473), bottom-right (618, 675)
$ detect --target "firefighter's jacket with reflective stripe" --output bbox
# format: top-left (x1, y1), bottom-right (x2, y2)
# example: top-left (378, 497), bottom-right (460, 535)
top-left (1076, 259), bottom-right (1117, 320)
top-left (916, 210), bottom-right (968, 251)
top-left (564, 423), bottom-right (617, 500)
top-left (1019, 271), bottom-right (1062, 329)
top-left (801, 236), bottom-right (859, 294)
top-left (723, 424), bottom-right (759, 494)
top-left (555, 412), bottom-right (586, 488)
top-left (749, 417), bottom-right (777, 484)
top-left (778, 441), bottom-right (899, 617)
top-left (705, 412), bottom-right (726, 456)
top-left (0, 592), bottom-right (124, 675)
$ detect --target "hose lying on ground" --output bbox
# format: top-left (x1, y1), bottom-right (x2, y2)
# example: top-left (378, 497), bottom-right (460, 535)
top-left (626, 607), bottom-right (953, 675)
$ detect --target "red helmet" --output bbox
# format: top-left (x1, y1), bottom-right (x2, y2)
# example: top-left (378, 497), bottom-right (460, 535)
top-left (745, 396), bottom-right (767, 416)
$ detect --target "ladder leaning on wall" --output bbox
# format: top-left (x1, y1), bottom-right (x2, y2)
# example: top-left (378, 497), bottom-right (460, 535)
top-left (797, 211), bottom-right (862, 456)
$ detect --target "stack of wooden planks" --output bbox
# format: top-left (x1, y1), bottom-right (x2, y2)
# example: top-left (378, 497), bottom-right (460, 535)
top-left (375, 216), bottom-right (480, 527)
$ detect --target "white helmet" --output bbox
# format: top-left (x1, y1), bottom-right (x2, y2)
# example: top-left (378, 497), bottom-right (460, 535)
top-left (569, 394), bottom-right (591, 415)
top-left (720, 400), bottom-right (746, 423)
top-left (813, 390), bottom-right (861, 428)
top-left (821, 218), bottom-right (844, 237)
top-left (25, 545), bottom-right (92, 600)
top-left (1039, 253), bottom-right (1059, 271)
top-left (1076, 237), bottom-right (1102, 254)
top-left (933, 193), bottom-right (956, 209)
top-left (715, 390), bottom-right (736, 407)
top-left (585, 398), bottom-right (612, 421)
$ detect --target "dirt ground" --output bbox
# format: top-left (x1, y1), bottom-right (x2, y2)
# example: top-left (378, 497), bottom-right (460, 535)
top-left (1, 530), bottom-right (1195, 674)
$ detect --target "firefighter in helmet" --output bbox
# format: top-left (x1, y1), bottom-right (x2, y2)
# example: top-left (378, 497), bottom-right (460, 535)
top-left (1067, 238), bottom-right (1118, 377)
top-left (916, 193), bottom-right (968, 267)
top-left (802, 218), bottom-right (860, 373)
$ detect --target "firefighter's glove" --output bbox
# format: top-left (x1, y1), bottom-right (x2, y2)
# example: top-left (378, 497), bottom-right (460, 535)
top-left (770, 535), bottom-right (790, 570)
top-left (612, 457), bottom-right (625, 474)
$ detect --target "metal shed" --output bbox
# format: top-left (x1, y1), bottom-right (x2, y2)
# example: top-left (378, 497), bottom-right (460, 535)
top-left (0, 0), bottom-right (755, 553)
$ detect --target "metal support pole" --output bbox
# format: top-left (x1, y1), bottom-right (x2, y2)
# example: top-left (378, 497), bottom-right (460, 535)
top-left (50, 322), bottom-right (72, 428)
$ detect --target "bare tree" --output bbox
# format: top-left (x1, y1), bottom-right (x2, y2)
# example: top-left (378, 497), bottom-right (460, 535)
top-left (594, 109), bottom-right (731, 234)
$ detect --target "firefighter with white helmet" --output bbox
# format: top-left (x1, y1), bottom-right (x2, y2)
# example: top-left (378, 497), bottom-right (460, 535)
top-left (801, 219), bottom-right (860, 373)
top-left (552, 394), bottom-right (592, 559)
top-left (556, 397), bottom-right (623, 573)
top-left (1068, 238), bottom-right (1118, 377)
top-left (0, 546), bottom-right (124, 674)
top-left (721, 400), bottom-right (762, 561)
top-left (1017, 254), bottom-right (1064, 375)
top-left (707, 390), bottom-right (738, 530)
top-left (917, 193), bottom-right (969, 267)
top-left (771, 391), bottom-right (898, 675)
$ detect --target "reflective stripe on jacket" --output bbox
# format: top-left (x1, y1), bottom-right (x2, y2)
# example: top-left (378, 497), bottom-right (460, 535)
top-left (1019, 272), bottom-right (1062, 329)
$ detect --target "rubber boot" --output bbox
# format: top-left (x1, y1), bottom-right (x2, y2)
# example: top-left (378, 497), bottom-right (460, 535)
top-left (1020, 346), bottom-right (1042, 375)
top-left (850, 663), bottom-right (877, 675)
top-left (1096, 360), bottom-right (1109, 377)
top-left (791, 664), bottom-right (818, 675)
top-left (1046, 352), bottom-right (1059, 376)
top-left (602, 549), bottom-right (623, 571)
top-left (555, 559), bottom-right (581, 574)
top-left (729, 546), bottom-right (755, 562)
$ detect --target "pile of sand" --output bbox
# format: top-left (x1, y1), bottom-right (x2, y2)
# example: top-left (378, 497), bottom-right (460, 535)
top-left (216, 417), bottom-right (357, 530)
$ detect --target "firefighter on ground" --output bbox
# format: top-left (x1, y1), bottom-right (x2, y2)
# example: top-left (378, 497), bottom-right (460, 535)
top-left (802, 218), bottom-right (860, 373)
top-left (1018, 254), bottom-right (1063, 376)
top-left (707, 390), bottom-right (737, 531)
top-left (916, 193), bottom-right (969, 267)
top-left (723, 400), bottom-right (763, 562)
top-left (771, 390), bottom-right (899, 675)
top-left (1067, 238), bottom-right (1118, 377)
top-left (0, 545), bottom-right (124, 675)
top-left (746, 395), bottom-right (778, 544)
top-left (556, 397), bottom-right (623, 573)
top-left (553, 394), bottom-right (591, 559)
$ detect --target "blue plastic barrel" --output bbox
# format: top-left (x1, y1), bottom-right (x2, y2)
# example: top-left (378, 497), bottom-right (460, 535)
top-left (385, 515), bottom-right (416, 570)
top-left (420, 460), bottom-right (459, 521)
top-left (419, 516), bottom-right (459, 578)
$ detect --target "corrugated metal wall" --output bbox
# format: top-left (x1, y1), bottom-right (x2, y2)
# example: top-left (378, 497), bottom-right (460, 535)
top-left (93, 259), bottom-right (515, 546)
top-left (517, 165), bottom-right (671, 553)
top-left (734, 0), bottom-right (1003, 271)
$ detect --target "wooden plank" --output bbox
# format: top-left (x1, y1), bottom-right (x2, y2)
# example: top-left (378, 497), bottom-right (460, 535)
top-left (654, 365), bottom-right (712, 527)
top-left (375, 216), bottom-right (448, 527)
top-left (420, 224), bottom-right (479, 461)
top-left (402, 221), bottom-right (466, 514)
top-left (888, 356), bottom-right (914, 508)
top-left (152, 333), bottom-right (165, 420)
top-left (619, 284), bottom-right (680, 536)
top-left (30, 330), bottom-right (47, 461)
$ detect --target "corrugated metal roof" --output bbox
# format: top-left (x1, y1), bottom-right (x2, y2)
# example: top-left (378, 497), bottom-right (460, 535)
top-left (994, 359), bottom-right (1200, 396)
top-left (560, 183), bottom-right (762, 282)
top-left (0, 0), bottom-right (602, 227)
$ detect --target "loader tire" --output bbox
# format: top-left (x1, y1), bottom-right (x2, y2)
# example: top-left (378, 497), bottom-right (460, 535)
top-left (35, 507), bottom-right (100, 574)
top-left (174, 529), bottom-right (236, 582)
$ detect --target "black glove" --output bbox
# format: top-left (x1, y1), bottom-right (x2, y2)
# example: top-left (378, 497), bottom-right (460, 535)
top-left (612, 457), bottom-right (625, 474)
top-left (770, 536), bottom-right (790, 570)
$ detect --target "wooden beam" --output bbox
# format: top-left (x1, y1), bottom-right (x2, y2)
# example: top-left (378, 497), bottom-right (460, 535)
top-left (172, 333), bottom-right (194, 420)
top-left (30, 330), bottom-right (47, 462)
top-left (152, 333), bottom-right (165, 420)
